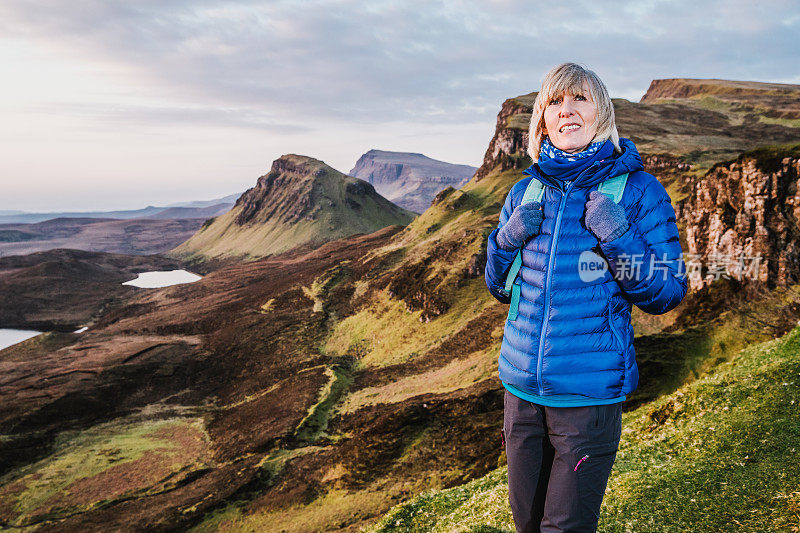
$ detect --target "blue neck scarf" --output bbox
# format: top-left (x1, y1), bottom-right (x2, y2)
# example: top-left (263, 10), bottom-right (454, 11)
top-left (535, 137), bottom-right (615, 182)
top-left (539, 136), bottom-right (605, 163)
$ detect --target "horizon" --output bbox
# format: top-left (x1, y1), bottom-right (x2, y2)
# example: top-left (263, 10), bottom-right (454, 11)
top-left (2, 0), bottom-right (798, 212)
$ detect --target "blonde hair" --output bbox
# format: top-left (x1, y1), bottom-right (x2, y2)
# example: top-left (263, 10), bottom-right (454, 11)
top-left (527, 62), bottom-right (620, 162)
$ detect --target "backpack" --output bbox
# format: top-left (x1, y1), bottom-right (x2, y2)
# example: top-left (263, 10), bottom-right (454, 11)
top-left (504, 173), bottom-right (629, 321)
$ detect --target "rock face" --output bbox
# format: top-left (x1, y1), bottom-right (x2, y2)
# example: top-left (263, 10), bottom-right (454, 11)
top-left (348, 150), bottom-right (476, 213)
top-left (169, 154), bottom-right (416, 261)
top-left (677, 145), bottom-right (800, 291)
top-left (473, 94), bottom-right (537, 181)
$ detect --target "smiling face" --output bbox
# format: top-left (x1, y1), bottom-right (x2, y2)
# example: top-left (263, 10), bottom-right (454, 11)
top-left (542, 81), bottom-right (599, 153)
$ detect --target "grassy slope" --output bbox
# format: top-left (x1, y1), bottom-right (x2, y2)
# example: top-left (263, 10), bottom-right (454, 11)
top-left (324, 165), bottom-right (513, 373)
top-left (366, 324), bottom-right (800, 533)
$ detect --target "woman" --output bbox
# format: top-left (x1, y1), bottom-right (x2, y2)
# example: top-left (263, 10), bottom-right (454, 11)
top-left (484, 63), bottom-right (688, 532)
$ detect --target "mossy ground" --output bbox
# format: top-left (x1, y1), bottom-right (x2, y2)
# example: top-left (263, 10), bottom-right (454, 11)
top-left (0, 416), bottom-right (211, 528)
top-left (325, 279), bottom-right (495, 371)
top-left (365, 325), bottom-right (800, 533)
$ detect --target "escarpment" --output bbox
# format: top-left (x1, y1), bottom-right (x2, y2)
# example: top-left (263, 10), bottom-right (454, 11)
top-left (676, 145), bottom-right (800, 291)
top-left (474, 93), bottom-right (537, 181)
top-left (475, 79), bottom-right (800, 187)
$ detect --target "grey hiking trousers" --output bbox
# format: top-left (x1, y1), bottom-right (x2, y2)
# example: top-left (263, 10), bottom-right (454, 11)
top-left (503, 390), bottom-right (623, 533)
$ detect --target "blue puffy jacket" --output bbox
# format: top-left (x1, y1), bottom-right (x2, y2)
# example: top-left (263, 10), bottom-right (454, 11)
top-left (485, 138), bottom-right (688, 400)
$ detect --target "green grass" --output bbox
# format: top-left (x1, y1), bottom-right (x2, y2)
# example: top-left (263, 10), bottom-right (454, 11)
top-left (325, 278), bottom-right (495, 371)
top-left (364, 325), bottom-right (800, 532)
top-left (723, 143), bottom-right (800, 174)
top-left (295, 364), bottom-right (354, 444)
top-left (758, 116), bottom-right (800, 128)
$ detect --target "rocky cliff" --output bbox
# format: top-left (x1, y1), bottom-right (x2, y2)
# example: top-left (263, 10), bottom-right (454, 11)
top-left (676, 144), bottom-right (800, 291)
top-left (169, 154), bottom-right (416, 261)
top-left (348, 150), bottom-right (476, 213)
top-left (475, 83), bottom-right (800, 187)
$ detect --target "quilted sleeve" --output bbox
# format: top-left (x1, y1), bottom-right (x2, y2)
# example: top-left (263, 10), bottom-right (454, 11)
top-left (598, 176), bottom-right (688, 314)
top-left (484, 184), bottom-right (520, 304)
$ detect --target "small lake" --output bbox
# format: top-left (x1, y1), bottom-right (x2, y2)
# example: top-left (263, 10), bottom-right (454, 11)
top-left (122, 269), bottom-right (202, 288)
top-left (0, 329), bottom-right (42, 351)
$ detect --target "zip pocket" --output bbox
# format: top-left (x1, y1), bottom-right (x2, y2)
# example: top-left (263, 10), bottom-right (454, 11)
top-left (573, 449), bottom-right (616, 472)
top-left (574, 445), bottom-right (618, 525)
top-left (607, 299), bottom-right (624, 354)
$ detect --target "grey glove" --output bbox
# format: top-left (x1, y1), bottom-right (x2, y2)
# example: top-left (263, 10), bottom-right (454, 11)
top-left (585, 190), bottom-right (630, 242)
top-left (496, 201), bottom-right (543, 251)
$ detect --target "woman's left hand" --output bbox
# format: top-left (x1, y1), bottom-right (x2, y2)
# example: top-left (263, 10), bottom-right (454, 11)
top-left (584, 191), bottom-right (630, 242)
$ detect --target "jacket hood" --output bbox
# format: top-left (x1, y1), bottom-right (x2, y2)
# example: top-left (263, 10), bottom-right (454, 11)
top-left (522, 137), bottom-right (645, 191)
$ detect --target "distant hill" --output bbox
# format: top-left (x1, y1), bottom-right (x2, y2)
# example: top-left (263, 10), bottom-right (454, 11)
top-left (0, 194), bottom-right (239, 224)
top-left (169, 154), bottom-right (416, 261)
top-left (164, 193), bottom-right (242, 209)
top-left (349, 150), bottom-right (476, 213)
top-left (0, 217), bottom-right (210, 257)
top-left (142, 204), bottom-right (231, 220)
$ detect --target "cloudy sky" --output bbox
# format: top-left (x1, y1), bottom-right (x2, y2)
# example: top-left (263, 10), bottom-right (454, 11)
top-left (2, 0), bottom-right (798, 212)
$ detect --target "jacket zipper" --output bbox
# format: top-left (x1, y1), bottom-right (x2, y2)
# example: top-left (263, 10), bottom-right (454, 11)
top-left (536, 179), bottom-right (574, 395)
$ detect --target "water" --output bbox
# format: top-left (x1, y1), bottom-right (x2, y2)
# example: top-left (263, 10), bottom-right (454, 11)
top-left (0, 329), bottom-right (42, 351)
top-left (122, 269), bottom-right (202, 288)
top-left (0, 271), bottom-right (201, 350)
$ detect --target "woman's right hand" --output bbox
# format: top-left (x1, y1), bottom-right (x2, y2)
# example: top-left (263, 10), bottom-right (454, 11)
top-left (496, 201), bottom-right (543, 251)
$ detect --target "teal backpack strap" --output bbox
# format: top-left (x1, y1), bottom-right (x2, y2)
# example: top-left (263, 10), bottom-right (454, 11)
top-left (503, 173), bottom-right (629, 322)
top-left (597, 172), bottom-right (629, 203)
top-left (504, 178), bottom-right (546, 321)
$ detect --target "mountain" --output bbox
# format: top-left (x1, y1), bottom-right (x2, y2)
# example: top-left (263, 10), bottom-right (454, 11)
top-left (168, 154), bottom-right (416, 261)
top-left (349, 150), bottom-right (477, 213)
top-left (164, 193), bottom-right (242, 209)
top-left (476, 80), bottom-right (800, 212)
top-left (142, 204), bottom-right (231, 220)
top-left (0, 207), bottom-right (166, 224)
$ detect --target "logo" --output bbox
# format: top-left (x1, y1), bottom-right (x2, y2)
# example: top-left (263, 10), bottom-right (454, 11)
top-left (578, 249), bottom-right (608, 282)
